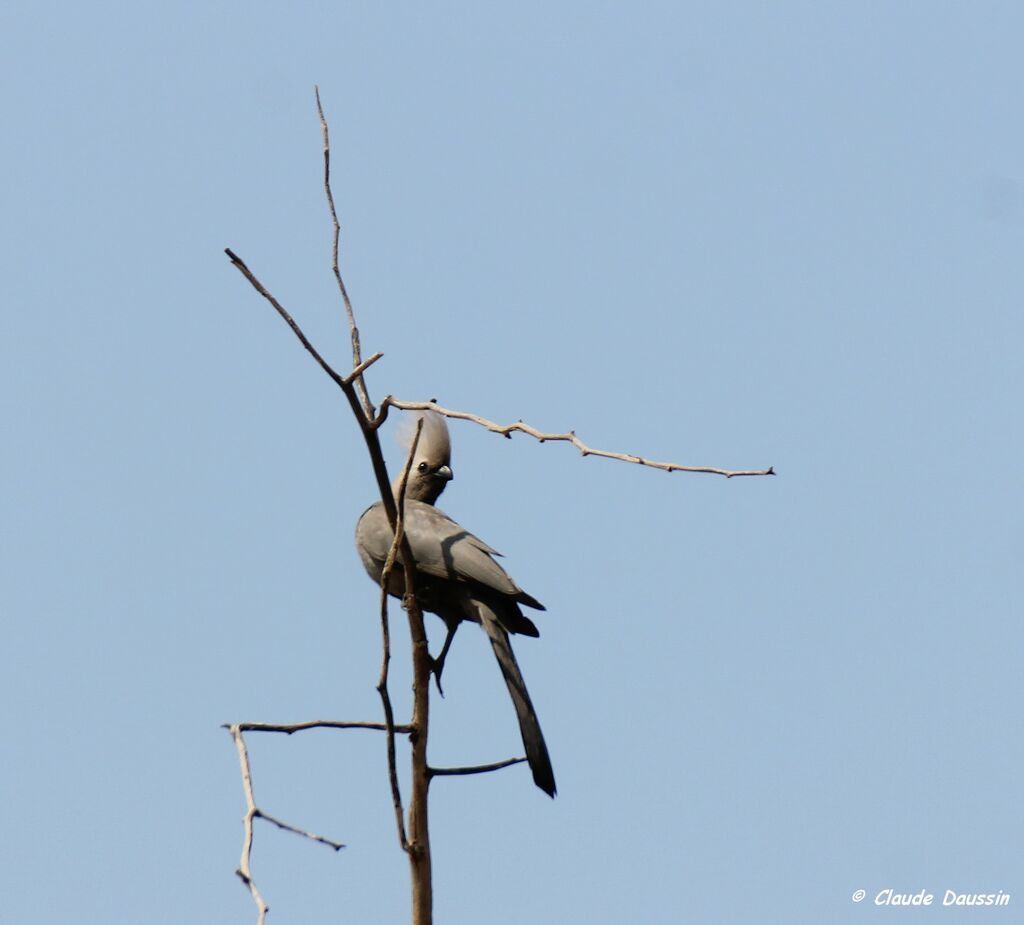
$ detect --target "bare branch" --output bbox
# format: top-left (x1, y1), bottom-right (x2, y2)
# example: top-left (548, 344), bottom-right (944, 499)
top-left (228, 724), bottom-right (346, 924)
top-left (225, 248), bottom-right (348, 391)
top-left (369, 400), bottom-right (391, 431)
top-left (230, 724), bottom-right (268, 925)
top-left (376, 418), bottom-right (425, 854)
top-left (344, 351), bottom-right (384, 385)
top-left (228, 116), bottom-right (436, 915)
top-left (257, 810), bottom-right (345, 852)
top-left (389, 423), bottom-right (435, 923)
top-left (223, 246), bottom-right (399, 525)
top-left (382, 397), bottom-right (775, 478)
top-left (229, 720), bottom-right (413, 735)
top-left (228, 88), bottom-right (778, 925)
top-left (428, 757), bottom-right (528, 778)
top-left (316, 86), bottom-right (373, 417)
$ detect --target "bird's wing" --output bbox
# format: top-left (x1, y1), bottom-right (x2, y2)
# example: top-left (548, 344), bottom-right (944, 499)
top-left (402, 501), bottom-right (543, 608)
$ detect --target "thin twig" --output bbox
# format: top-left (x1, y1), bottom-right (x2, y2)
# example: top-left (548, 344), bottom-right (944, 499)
top-left (315, 86), bottom-right (373, 418)
top-left (257, 810), bottom-right (345, 851)
top-left (228, 724), bottom-right (347, 923)
top-left (377, 419), bottom-right (424, 853)
top-left (225, 248), bottom-right (347, 391)
top-left (224, 247), bottom-right (399, 525)
top-left (428, 757), bottom-right (528, 778)
top-left (344, 352), bottom-right (384, 385)
top-left (230, 724), bottom-right (268, 925)
top-left (229, 721), bottom-right (413, 735)
top-left (382, 397), bottom-right (775, 478)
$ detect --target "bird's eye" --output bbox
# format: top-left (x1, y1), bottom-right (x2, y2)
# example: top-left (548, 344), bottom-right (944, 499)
top-left (417, 462), bottom-right (429, 472)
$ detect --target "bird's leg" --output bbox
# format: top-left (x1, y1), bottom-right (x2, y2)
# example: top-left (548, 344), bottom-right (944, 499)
top-left (430, 623), bottom-right (458, 697)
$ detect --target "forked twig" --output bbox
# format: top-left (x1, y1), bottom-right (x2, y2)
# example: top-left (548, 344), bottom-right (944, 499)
top-left (230, 724), bottom-right (268, 925)
top-left (228, 724), bottom-right (345, 925)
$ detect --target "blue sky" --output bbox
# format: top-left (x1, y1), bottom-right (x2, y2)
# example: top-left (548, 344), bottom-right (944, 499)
top-left (2, 3), bottom-right (1022, 923)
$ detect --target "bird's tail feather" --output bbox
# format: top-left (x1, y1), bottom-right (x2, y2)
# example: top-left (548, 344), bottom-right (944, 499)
top-left (478, 605), bottom-right (557, 798)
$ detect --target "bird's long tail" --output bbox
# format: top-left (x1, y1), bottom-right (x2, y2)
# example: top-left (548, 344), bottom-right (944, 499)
top-left (477, 604), bottom-right (557, 798)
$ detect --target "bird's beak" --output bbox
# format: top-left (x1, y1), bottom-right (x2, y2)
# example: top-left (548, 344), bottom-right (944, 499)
top-left (436, 465), bottom-right (454, 481)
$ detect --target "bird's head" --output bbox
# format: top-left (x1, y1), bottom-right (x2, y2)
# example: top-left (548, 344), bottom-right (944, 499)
top-left (397, 409), bottom-right (453, 504)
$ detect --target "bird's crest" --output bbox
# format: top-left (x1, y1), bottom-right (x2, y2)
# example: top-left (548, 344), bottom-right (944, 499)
top-left (398, 408), bottom-right (451, 466)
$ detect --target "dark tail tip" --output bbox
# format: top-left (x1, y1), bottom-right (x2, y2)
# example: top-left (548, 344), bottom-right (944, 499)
top-left (529, 743), bottom-right (557, 798)
top-left (535, 772), bottom-right (557, 799)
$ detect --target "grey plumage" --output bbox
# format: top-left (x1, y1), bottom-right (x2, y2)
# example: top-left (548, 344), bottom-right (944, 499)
top-left (355, 410), bottom-right (556, 797)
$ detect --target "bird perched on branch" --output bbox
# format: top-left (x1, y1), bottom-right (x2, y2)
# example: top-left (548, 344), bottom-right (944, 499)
top-left (355, 410), bottom-right (556, 798)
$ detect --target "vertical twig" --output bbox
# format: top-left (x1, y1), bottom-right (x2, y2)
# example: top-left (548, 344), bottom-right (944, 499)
top-left (377, 419), bottom-right (425, 852)
top-left (405, 585), bottom-right (433, 925)
top-left (390, 424), bottom-right (433, 924)
top-left (315, 86), bottom-right (373, 418)
top-left (230, 725), bottom-right (269, 925)
top-left (375, 416), bottom-right (433, 921)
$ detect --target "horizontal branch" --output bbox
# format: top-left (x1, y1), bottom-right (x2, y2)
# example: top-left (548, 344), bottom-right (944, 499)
top-left (428, 757), bottom-right (528, 778)
top-left (382, 398), bottom-right (775, 478)
top-left (227, 720), bottom-right (413, 735)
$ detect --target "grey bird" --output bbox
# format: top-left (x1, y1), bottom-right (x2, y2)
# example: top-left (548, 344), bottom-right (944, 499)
top-left (354, 411), bottom-right (556, 797)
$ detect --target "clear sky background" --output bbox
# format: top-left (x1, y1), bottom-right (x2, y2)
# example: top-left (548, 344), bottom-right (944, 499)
top-left (2, 3), bottom-right (1021, 923)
